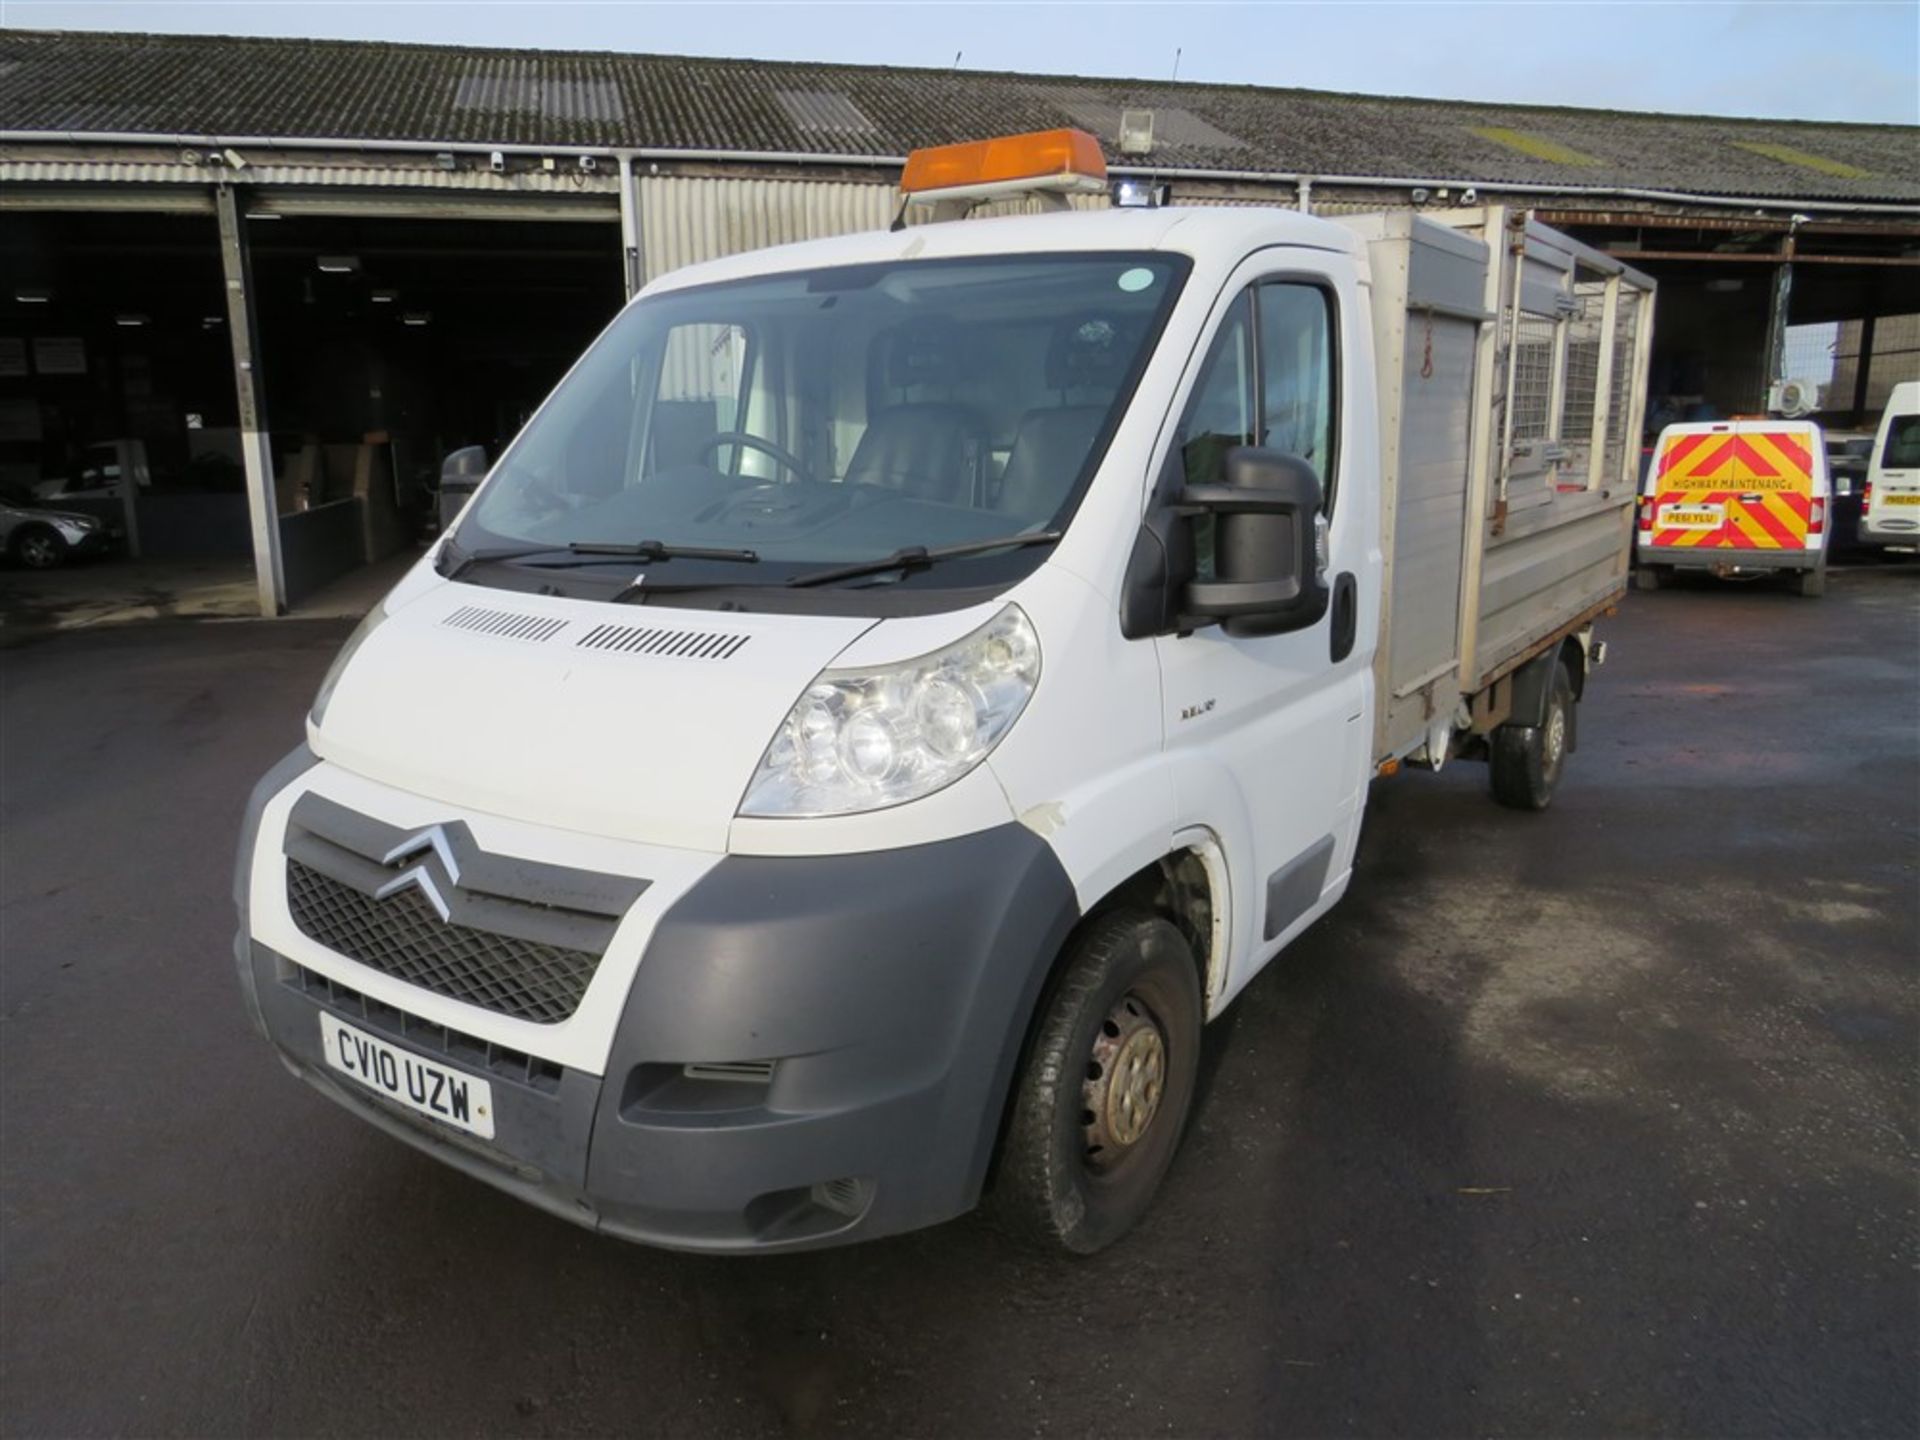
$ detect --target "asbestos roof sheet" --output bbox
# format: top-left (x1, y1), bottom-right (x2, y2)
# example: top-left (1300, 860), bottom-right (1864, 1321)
top-left (2, 28), bottom-right (1916, 204)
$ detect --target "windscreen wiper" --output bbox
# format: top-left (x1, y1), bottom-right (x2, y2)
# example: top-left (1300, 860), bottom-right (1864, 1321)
top-left (440, 542), bottom-right (574, 580)
top-left (441, 538), bottom-right (758, 581)
top-left (785, 530), bottom-right (1063, 588)
top-left (568, 540), bottom-right (760, 563)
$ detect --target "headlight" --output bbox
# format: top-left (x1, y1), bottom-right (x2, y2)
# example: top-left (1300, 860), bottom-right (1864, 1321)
top-left (740, 603), bottom-right (1041, 818)
top-left (309, 603), bottom-right (390, 728)
top-left (56, 517), bottom-right (97, 537)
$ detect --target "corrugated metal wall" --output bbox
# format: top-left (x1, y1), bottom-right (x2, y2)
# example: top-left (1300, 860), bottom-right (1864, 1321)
top-left (637, 175), bottom-right (1110, 281)
top-left (638, 175), bottom-right (895, 278)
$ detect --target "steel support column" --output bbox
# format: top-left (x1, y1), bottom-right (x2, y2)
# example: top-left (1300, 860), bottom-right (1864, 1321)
top-left (215, 183), bottom-right (284, 617)
top-left (617, 153), bottom-right (642, 299)
top-left (1851, 312), bottom-right (1877, 425)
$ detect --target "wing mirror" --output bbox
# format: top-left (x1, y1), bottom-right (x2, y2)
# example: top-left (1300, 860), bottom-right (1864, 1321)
top-left (438, 445), bottom-right (488, 529)
top-left (1180, 447), bottom-right (1331, 637)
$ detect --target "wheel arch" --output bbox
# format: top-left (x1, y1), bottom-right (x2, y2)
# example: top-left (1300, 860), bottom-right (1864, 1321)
top-left (982, 834), bottom-right (1231, 1193)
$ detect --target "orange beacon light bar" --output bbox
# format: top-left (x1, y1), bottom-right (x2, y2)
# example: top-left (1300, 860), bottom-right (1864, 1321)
top-left (900, 128), bottom-right (1109, 210)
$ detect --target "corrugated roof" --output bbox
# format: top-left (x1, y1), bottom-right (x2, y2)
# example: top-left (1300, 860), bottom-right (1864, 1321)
top-left (2, 28), bottom-right (1916, 204)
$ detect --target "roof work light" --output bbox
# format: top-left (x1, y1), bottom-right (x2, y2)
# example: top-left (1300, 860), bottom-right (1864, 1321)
top-left (899, 128), bottom-right (1108, 217)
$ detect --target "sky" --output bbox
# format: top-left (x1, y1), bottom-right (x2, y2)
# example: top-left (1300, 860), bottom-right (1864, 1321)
top-left (3, 0), bottom-right (1917, 125)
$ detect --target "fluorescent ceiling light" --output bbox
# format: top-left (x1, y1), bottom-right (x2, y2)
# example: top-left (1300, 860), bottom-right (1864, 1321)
top-left (115, 314), bottom-right (150, 327)
top-left (370, 289), bottom-right (399, 304)
top-left (14, 288), bottom-right (53, 303)
top-left (316, 255), bottom-right (361, 274)
top-left (401, 312), bottom-right (432, 326)
top-left (244, 210), bottom-right (283, 221)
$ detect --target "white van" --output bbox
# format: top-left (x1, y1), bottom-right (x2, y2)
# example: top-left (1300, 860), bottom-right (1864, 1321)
top-left (235, 132), bottom-right (1653, 1254)
top-left (1860, 380), bottom-right (1920, 550)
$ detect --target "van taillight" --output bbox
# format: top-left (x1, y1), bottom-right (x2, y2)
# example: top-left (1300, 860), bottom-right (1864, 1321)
top-left (1862, 481), bottom-right (1873, 509)
top-left (1638, 496), bottom-right (1654, 532)
top-left (1809, 500), bottom-right (1825, 535)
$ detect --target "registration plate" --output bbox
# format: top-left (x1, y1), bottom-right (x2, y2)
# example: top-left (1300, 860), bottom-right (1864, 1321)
top-left (1885, 492), bottom-right (1920, 506)
top-left (1660, 505), bottom-right (1723, 528)
top-left (319, 1014), bottom-right (495, 1139)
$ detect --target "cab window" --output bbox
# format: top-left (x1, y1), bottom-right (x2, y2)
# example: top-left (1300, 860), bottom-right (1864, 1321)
top-left (1256, 281), bottom-right (1336, 508)
top-left (1176, 280), bottom-right (1338, 579)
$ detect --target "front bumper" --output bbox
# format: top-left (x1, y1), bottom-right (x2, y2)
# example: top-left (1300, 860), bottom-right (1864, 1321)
top-left (238, 785), bottom-right (1078, 1252)
top-left (1860, 512), bottom-right (1920, 546)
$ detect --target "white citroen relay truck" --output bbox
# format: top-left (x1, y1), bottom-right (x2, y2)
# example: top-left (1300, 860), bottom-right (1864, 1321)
top-left (235, 131), bottom-right (1654, 1254)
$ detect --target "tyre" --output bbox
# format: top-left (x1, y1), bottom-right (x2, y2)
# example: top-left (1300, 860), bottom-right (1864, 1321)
top-left (10, 525), bottom-right (67, 570)
top-left (1796, 567), bottom-right (1826, 597)
top-left (1633, 564), bottom-right (1665, 592)
top-left (993, 909), bottom-right (1202, 1255)
top-left (1490, 659), bottom-right (1574, 811)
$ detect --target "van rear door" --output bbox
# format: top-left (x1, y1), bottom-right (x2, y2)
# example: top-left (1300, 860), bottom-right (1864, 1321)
top-left (1645, 421), bottom-right (1822, 557)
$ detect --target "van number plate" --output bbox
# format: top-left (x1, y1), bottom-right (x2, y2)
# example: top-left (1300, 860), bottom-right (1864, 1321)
top-left (320, 1014), bottom-right (495, 1139)
top-left (1659, 505), bottom-right (1723, 528)
top-left (1885, 493), bottom-right (1920, 506)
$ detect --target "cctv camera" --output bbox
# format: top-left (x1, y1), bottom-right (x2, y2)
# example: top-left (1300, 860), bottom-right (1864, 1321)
top-left (1411, 187), bottom-right (1430, 205)
top-left (1461, 186), bottom-right (1478, 205)
top-left (578, 155), bottom-right (598, 173)
top-left (489, 150), bottom-right (506, 173)
top-left (222, 147), bottom-right (247, 170)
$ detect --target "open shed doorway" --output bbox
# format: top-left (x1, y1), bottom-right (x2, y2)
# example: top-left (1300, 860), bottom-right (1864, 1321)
top-left (244, 208), bottom-right (624, 603)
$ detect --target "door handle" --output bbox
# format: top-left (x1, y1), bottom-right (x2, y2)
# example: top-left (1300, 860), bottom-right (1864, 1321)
top-left (1329, 571), bottom-right (1357, 663)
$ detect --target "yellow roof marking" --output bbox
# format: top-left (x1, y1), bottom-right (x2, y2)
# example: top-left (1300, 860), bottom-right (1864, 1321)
top-left (1732, 141), bottom-right (1871, 180)
top-left (1468, 126), bottom-right (1603, 167)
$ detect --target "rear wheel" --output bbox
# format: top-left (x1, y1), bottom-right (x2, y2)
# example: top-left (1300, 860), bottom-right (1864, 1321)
top-left (993, 909), bottom-right (1202, 1255)
top-left (1490, 660), bottom-right (1574, 811)
top-left (1796, 567), bottom-right (1826, 597)
top-left (10, 525), bottom-right (67, 570)
top-left (1633, 564), bottom-right (1666, 591)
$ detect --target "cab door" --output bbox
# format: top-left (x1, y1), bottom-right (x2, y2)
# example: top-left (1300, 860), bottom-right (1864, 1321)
top-left (1154, 256), bottom-right (1377, 1006)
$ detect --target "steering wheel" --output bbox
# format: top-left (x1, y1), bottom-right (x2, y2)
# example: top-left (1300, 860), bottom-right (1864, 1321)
top-left (694, 431), bottom-right (816, 485)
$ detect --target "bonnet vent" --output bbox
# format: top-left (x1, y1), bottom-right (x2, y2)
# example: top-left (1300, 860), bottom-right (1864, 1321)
top-left (575, 624), bottom-right (750, 660)
top-left (442, 605), bottom-right (569, 643)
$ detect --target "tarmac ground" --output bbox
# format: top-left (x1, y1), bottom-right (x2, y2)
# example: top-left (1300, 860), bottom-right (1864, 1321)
top-left (1, 561), bottom-right (1915, 1438)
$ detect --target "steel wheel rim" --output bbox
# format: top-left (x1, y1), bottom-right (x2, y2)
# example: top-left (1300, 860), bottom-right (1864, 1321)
top-left (1081, 991), bottom-right (1168, 1168)
top-left (20, 535), bottom-right (57, 568)
top-left (1545, 704), bottom-right (1567, 770)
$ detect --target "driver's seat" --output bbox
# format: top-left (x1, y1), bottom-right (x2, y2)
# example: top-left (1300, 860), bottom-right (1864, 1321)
top-left (843, 404), bottom-right (988, 504)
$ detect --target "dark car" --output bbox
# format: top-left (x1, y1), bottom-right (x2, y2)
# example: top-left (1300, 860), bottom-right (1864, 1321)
top-left (1826, 432), bottom-right (1875, 553)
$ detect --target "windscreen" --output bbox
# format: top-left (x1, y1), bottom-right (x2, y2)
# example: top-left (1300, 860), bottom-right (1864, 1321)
top-left (1881, 414), bottom-right (1920, 470)
top-left (457, 252), bottom-right (1187, 586)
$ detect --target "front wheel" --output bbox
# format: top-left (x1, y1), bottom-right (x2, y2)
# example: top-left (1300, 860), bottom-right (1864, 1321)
top-left (11, 525), bottom-right (67, 570)
top-left (1490, 659), bottom-right (1574, 811)
top-left (992, 909), bottom-right (1202, 1255)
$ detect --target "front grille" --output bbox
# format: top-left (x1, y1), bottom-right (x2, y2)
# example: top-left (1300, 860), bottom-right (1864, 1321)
top-left (287, 962), bottom-right (566, 1094)
top-left (286, 859), bottom-right (599, 1024)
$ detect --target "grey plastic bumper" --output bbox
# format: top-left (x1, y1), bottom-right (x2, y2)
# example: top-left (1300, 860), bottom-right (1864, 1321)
top-left (238, 819), bottom-right (1079, 1252)
top-left (1638, 544), bottom-right (1824, 574)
